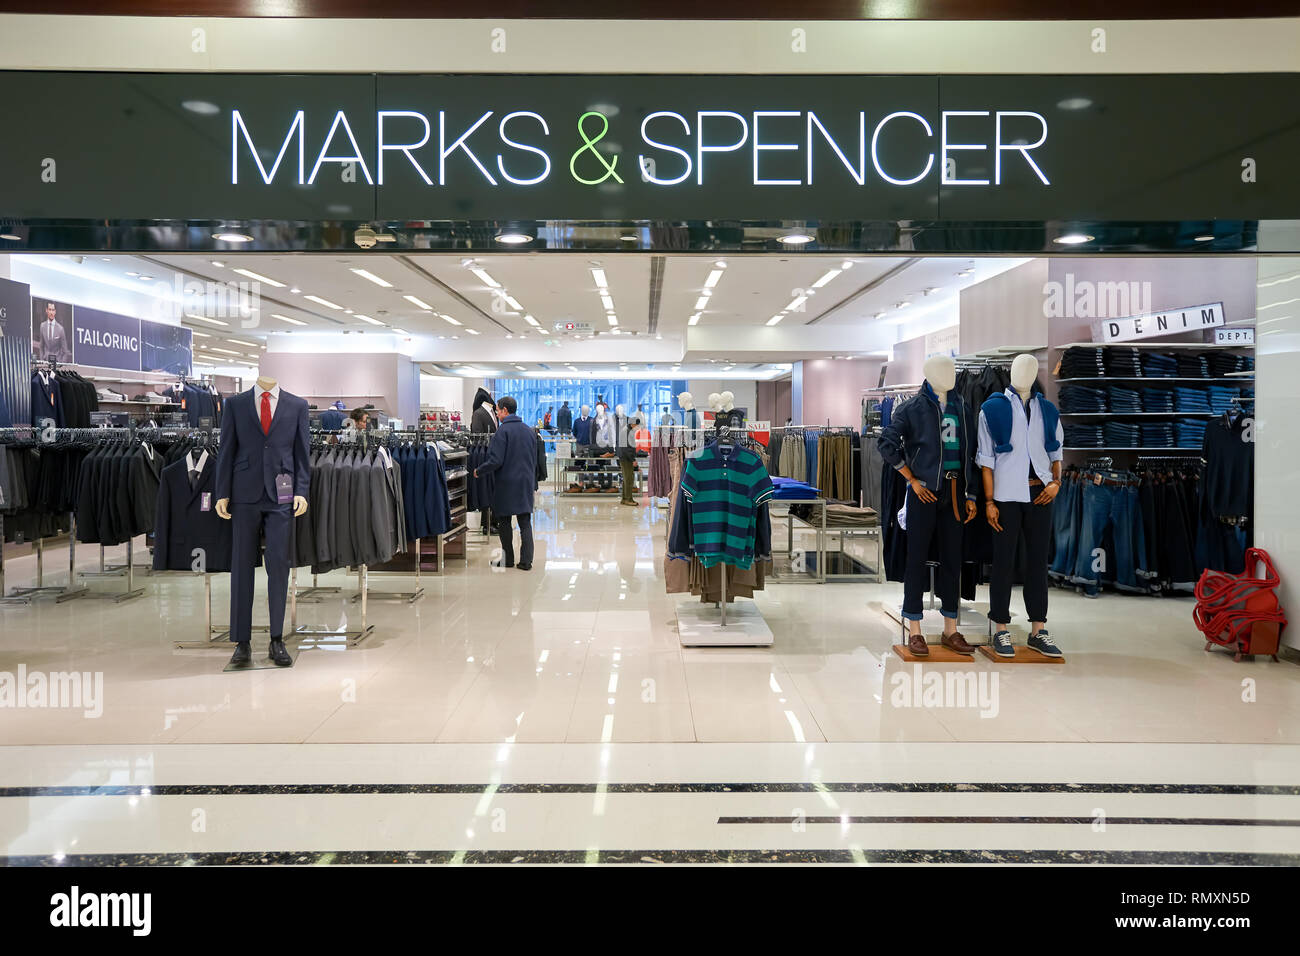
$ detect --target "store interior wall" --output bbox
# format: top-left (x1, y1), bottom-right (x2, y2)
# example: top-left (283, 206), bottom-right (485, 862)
top-left (257, 351), bottom-right (419, 423)
top-left (420, 374), bottom-right (462, 411)
top-left (886, 332), bottom-right (930, 387)
top-left (1253, 255), bottom-right (1299, 650)
top-left (756, 380), bottom-right (793, 425)
top-left (960, 259), bottom-right (1050, 355)
top-left (798, 357), bottom-right (885, 427)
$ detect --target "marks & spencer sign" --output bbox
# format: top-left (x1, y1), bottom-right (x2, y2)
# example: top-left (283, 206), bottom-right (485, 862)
top-left (0, 72), bottom-right (1297, 222)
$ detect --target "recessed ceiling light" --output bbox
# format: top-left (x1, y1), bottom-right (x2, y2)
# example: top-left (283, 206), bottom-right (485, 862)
top-left (506, 334), bottom-right (513, 339)
top-left (504, 295), bottom-right (524, 311)
top-left (515, 365), bottom-right (527, 371)
top-left (495, 233), bottom-right (533, 245)
top-left (1053, 233), bottom-right (1095, 245)
top-left (231, 267), bottom-right (285, 288)
top-left (785, 295), bottom-right (808, 312)
top-left (619, 234), bottom-right (638, 242)
top-left (469, 268), bottom-right (500, 288)
top-left (1057, 97), bottom-right (1092, 110)
top-left (209, 260), bottom-right (225, 268)
top-left (443, 314), bottom-right (463, 326)
top-left (810, 269), bottom-right (841, 288)
top-left (1194, 235), bottom-right (1215, 242)
top-left (714, 260), bottom-right (728, 269)
top-left (704, 269), bottom-right (724, 288)
top-left (207, 346), bottom-right (241, 355)
top-left (392, 328), bottom-right (410, 335)
top-left (344, 309), bottom-right (353, 314)
top-left (289, 286), bottom-right (301, 294)
top-left (355, 314), bottom-right (386, 326)
top-left (591, 268), bottom-right (608, 289)
top-left (212, 232), bottom-right (253, 243)
top-left (271, 313), bottom-right (307, 326)
top-left (403, 294), bottom-right (434, 310)
top-left (779, 233), bottom-right (814, 244)
top-left (186, 313), bottom-right (229, 326)
top-left (227, 338), bottom-right (259, 348)
top-left (126, 271), bottom-right (139, 277)
top-left (693, 296), bottom-right (709, 311)
top-left (190, 330), bottom-right (212, 338)
top-left (599, 293), bottom-right (615, 311)
top-left (466, 328), bottom-right (481, 335)
top-left (766, 315), bottom-right (784, 326)
top-left (350, 268), bottom-right (393, 288)
top-left (0, 232), bottom-right (20, 242)
top-left (896, 301), bottom-right (912, 309)
top-left (688, 313), bottom-right (701, 326)
top-left (304, 295), bottom-right (343, 309)
top-left (607, 315), bottom-right (618, 326)
top-left (840, 261), bottom-right (854, 270)
top-left (873, 312), bottom-right (886, 319)
top-left (182, 100), bottom-right (220, 115)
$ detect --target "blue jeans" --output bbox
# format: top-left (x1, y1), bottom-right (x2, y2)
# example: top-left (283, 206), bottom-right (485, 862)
top-left (1072, 482), bottom-right (1148, 593)
top-left (1049, 478), bottom-right (1080, 579)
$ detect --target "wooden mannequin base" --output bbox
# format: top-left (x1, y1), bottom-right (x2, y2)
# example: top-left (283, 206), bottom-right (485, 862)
top-left (978, 645), bottom-right (1066, 664)
top-left (891, 643), bottom-right (976, 663)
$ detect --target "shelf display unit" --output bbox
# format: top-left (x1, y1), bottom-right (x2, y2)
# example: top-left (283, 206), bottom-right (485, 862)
top-left (555, 454), bottom-right (649, 496)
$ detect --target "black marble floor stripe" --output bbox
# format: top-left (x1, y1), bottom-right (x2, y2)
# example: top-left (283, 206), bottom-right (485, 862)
top-left (4, 848), bottom-right (1299, 866)
top-left (719, 815), bottom-right (1300, 827)
top-left (5, 781), bottom-right (1300, 798)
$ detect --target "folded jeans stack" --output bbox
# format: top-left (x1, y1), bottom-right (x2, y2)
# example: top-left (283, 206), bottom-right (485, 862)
top-left (1140, 352), bottom-right (1179, 378)
top-left (1103, 421), bottom-right (1142, 447)
top-left (1103, 347), bottom-right (1143, 377)
top-left (1176, 353), bottom-right (1210, 378)
top-left (1175, 418), bottom-right (1208, 447)
top-left (1206, 386), bottom-right (1239, 414)
top-left (1141, 387), bottom-right (1175, 412)
top-left (1173, 387), bottom-right (1212, 413)
top-left (1059, 384), bottom-right (1108, 413)
top-left (1063, 423), bottom-right (1105, 448)
top-left (1107, 385), bottom-right (1144, 413)
top-left (1140, 423), bottom-right (1176, 447)
top-left (1205, 351), bottom-right (1250, 377)
top-left (1059, 346), bottom-right (1107, 379)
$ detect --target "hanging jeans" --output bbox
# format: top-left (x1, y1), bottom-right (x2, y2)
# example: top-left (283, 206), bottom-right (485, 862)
top-left (901, 478), bottom-right (964, 622)
top-left (1048, 477), bottom-right (1081, 580)
top-left (497, 512), bottom-right (534, 568)
top-left (1072, 481), bottom-right (1148, 594)
top-left (989, 498), bottom-right (1054, 625)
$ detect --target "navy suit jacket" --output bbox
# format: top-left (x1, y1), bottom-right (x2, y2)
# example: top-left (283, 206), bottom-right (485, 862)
top-left (215, 388), bottom-right (311, 505)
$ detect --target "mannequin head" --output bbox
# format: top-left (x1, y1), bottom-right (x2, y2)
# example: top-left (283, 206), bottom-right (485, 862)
top-left (677, 391), bottom-right (694, 410)
top-left (581, 404), bottom-right (590, 417)
top-left (596, 404), bottom-right (607, 420)
top-left (707, 392), bottom-right (722, 412)
top-left (720, 390), bottom-right (735, 412)
top-left (615, 403), bottom-right (625, 417)
top-left (922, 355), bottom-right (957, 393)
top-left (1011, 354), bottom-right (1039, 394)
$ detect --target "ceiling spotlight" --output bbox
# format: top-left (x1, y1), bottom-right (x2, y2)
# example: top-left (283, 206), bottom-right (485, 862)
top-left (212, 231), bottom-right (253, 243)
top-left (779, 233), bottom-right (814, 244)
top-left (1053, 233), bottom-right (1095, 245)
top-left (495, 232), bottom-right (533, 245)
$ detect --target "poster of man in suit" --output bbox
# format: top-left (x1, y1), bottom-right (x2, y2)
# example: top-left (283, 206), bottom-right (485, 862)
top-left (31, 297), bottom-right (73, 363)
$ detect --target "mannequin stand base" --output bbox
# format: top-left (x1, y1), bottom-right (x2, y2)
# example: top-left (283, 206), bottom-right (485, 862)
top-left (891, 643), bottom-right (976, 663)
top-left (293, 625), bottom-right (376, 648)
top-left (978, 645), bottom-right (1066, 664)
top-left (222, 644), bottom-right (300, 671)
top-left (677, 601), bottom-right (774, 647)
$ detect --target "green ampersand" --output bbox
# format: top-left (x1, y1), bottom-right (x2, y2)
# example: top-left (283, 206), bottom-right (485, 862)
top-left (569, 111), bottom-right (624, 186)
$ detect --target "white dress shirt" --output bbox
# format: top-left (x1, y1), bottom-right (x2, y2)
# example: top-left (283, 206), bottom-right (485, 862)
top-left (976, 388), bottom-right (1064, 503)
top-left (255, 382), bottom-right (280, 419)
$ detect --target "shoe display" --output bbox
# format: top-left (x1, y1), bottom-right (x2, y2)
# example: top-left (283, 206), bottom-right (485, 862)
top-left (268, 638), bottom-right (292, 667)
top-left (907, 633), bottom-right (929, 656)
top-left (991, 630), bottom-right (1015, 658)
top-left (1027, 630), bottom-right (1063, 658)
top-left (941, 631), bottom-right (975, 655)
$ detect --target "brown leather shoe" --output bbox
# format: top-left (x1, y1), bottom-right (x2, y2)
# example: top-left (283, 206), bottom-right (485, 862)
top-left (941, 631), bottom-right (975, 655)
top-left (907, 633), bottom-right (929, 656)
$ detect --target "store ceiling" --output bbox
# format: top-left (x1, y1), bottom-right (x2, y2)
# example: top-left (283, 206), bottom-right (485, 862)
top-left (13, 251), bottom-right (1026, 372)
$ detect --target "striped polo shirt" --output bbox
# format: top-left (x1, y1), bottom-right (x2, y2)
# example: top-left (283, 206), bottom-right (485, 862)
top-left (681, 442), bottom-right (775, 570)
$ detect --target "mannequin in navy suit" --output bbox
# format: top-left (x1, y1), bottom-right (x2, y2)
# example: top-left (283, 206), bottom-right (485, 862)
top-left (214, 376), bottom-right (310, 667)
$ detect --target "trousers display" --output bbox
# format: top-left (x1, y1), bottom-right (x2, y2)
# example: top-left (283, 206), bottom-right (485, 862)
top-left (229, 500), bottom-right (294, 643)
top-left (901, 480), bottom-right (965, 621)
top-left (989, 498), bottom-right (1054, 624)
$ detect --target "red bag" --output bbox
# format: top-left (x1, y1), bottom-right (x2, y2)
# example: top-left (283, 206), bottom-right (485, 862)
top-left (1192, 548), bottom-right (1287, 661)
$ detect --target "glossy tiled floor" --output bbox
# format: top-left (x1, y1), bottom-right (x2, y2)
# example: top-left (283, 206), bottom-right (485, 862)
top-left (2, 491), bottom-right (1298, 863)
top-left (2, 489), bottom-right (1298, 747)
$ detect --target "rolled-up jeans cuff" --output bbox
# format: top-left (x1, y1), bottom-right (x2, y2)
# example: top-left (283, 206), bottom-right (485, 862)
top-left (940, 609), bottom-right (959, 620)
top-left (901, 610), bottom-right (924, 622)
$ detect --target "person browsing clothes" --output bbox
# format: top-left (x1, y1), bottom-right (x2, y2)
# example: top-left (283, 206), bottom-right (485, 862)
top-left (473, 396), bottom-right (537, 570)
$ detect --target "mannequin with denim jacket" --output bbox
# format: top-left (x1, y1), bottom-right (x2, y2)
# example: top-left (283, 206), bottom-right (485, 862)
top-left (978, 354), bottom-right (1064, 659)
top-left (879, 355), bottom-right (977, 657)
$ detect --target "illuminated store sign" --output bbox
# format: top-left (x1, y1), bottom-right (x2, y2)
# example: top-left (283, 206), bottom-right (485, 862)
top-left (0, 71), bottom-right (1296, 222)
top-left (230, 107), bottom-right (1051, 189)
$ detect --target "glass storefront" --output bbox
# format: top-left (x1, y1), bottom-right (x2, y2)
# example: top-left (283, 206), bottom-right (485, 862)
top-left (489, 377), bottom-right (688, 428)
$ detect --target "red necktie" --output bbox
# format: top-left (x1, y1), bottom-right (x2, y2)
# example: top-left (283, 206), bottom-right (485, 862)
top-left (260, 391), bottom-right (272, 435)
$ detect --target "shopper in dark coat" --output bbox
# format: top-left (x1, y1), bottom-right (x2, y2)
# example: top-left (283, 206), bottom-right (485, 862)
top-left (474, 396), bottom-right (536, 569)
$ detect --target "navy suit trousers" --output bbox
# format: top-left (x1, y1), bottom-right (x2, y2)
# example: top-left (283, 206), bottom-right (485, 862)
top-left (229, 498), bottom-right (294, 643)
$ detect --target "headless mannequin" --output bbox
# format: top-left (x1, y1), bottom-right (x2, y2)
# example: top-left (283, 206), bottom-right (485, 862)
top-left (895, 355), bottom-right (974, 641)
top-left (982, 354), bottom-right (1061, 638)
top-left (215, 376), bottom-right (309, 520)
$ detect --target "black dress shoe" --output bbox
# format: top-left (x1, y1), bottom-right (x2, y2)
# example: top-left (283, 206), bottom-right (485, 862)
top-left (229, 642), bottom-right (252, 666)
top-left (268, 638), bottom-right (293, 667)
top-left (516, 563), bottom-right (532, 571)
